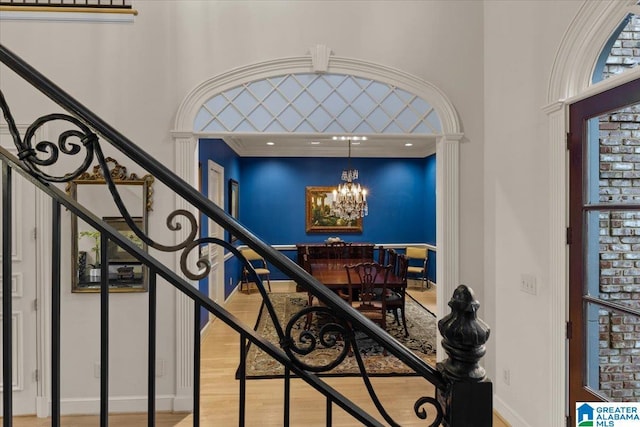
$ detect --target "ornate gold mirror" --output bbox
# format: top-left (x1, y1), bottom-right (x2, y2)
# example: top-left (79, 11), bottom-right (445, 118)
top-left (66, 157), bottom-right (154, 293)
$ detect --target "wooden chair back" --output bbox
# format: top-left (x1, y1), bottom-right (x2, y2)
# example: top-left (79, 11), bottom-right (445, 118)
top-left (344, 262), bottom-right (391, 329)
top-left (397, 254), bottom-right (409, 283)
top-left (377, 246), bottom-right (386, 265)
top-left (387, 248), bottom-right (398, 273)
top-left (326, 241), bottom-right (349, 259)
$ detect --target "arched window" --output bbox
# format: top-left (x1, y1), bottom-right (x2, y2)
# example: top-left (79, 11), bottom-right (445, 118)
top-left (194, 73), bottom-right (442, 136)
top-left (593, 8), bottom-right (640, 83)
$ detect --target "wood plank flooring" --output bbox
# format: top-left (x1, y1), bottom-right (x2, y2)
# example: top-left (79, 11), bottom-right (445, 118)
top-left (6, 281), bottom-right (508, 426)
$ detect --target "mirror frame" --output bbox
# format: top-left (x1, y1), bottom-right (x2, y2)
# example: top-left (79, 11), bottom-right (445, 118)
top-left (66, 157), bottom-right (154, 293)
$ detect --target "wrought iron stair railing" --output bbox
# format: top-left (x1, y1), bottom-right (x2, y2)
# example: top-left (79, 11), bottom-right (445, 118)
top-left (0, 43), bottom-right (492, 426)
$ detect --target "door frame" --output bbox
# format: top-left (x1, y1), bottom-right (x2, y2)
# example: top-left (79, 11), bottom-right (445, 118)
top-left (207, 160), bottom-right (225, 311)
top-left (568, 78), bottom-right (640, 409)
top-left (1, 124), bottom-right (48, 417)
top-left (544, 2), bottom-right (639, 424)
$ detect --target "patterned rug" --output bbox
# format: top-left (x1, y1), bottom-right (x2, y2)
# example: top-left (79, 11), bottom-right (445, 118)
top-left (241, 292), bottom-right (437, 378)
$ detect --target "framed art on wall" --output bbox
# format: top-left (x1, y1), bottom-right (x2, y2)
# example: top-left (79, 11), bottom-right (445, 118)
top-left (68, 157), bottom-right (152, 293)
top-left (305, 186), bottom-right (363, 233)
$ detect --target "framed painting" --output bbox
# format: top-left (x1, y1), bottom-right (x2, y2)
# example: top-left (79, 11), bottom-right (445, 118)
top-left (229, 179), bottom-right (239, 242)
top-left (305, 186), bottom-right (363, 233)
top-left (105, 216), bottom-right (145, 263)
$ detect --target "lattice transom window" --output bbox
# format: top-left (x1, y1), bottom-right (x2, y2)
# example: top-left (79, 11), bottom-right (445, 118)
top-left (194, 73), bottom-right (442, 135)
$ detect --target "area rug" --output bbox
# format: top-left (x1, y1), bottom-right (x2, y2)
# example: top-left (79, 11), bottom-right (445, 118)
top-left (241, 292), bottom-right (437, 378)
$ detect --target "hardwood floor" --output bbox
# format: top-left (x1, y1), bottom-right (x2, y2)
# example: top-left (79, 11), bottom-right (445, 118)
top-left (6, 282), bottom-right (508, 426)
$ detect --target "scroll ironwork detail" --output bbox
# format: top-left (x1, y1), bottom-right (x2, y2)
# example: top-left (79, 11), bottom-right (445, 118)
top-left (1, 90), bottom-right (96, 183)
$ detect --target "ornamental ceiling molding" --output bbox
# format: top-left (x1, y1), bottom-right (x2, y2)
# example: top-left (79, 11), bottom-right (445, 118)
top-left (173, 46), bottom-right (461, 138)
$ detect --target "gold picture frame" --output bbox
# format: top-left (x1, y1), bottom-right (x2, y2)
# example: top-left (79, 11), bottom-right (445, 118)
top-left (68, 157), bottom-right (152, 293)
top-left (305, 186), bottom-right (363, 233)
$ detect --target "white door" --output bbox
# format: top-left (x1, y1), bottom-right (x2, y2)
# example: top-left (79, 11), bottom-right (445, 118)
top-left (0, 149), bottom-right (38, 416)
top-left (207, 160), bottom-right (225, 315)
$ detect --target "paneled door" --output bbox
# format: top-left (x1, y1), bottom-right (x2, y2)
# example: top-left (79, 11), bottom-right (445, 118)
top-left (568, 78), bottom-right (640, 413)
top-left (0, 147), bottom-right (38, 415)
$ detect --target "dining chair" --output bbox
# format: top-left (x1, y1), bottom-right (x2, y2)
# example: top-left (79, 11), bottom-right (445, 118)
top-left (406, 246), bottom-right (429, 290)
top-left (387, 248), bottom-right (398, 273)
top-left (326, 241), bottom-right (348, 259)
top-left (377, 246), bottom-right (386, 265)
top-left (301, 253), bottom-right (321, 329)
top-left (354, 244), bottom-right (374, 260)
top-left (240, 248), bottom-right (271, 293)
top-left (344, 262), bottom-right (392, 330)
top-left (386, 254), bottom-right (409, 336)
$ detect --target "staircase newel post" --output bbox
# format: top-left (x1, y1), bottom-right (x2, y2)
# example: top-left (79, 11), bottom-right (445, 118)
top-left (436, 284), bottom-right (492, 427)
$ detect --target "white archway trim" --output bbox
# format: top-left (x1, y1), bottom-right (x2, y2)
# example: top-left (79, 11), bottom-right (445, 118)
top-left (436, 132), bottom-right (463, 359)
top-left (174, 55), bottom-right (461, 137)
top-left (545, 1), bottom-right (638, 425)
top-left (547, 0), bottom-right (638, 102)
top-left (172, 133), bottom-right (198, 411)
top-left (172, 53), bottom-right (462, 409)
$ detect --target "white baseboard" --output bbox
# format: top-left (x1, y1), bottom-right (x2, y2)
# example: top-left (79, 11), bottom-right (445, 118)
top-left (172, 395), bottom-right (193, 412)
top-left (494, 394), bottom-right (530, 427)
top-left (58, 395), bottom-right (174, 415)
top-left (36, 396), bottom-right (49, 418)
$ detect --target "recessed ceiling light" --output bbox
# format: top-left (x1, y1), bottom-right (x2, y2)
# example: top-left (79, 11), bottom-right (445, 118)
top-left (311, 141), bottom-right (320, 145)
top-left (405, 143), bottom-right (413, 147)
top-left (332, 136), bottom-right (368, 141)
top-left (266, 141), bottom-right (275, 146)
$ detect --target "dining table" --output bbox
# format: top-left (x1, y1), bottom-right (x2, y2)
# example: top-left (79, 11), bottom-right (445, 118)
top-left (308, 258), bottom-right (405, 289)
top-left (302, 258), bottom-right (407, 330)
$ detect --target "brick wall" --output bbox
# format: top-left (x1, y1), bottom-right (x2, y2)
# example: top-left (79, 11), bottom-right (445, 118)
top-left (602, 14), bottom-right (640, 79)
top-left (597, 11), bottom-right (640, 403)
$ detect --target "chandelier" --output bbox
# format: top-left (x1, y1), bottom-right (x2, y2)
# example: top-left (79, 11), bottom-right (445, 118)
top-left (330, 136), bottom-right (369, 221)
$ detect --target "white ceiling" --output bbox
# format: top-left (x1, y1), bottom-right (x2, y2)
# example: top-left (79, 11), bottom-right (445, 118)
top-left (214, 133), bottom-right (438, 158)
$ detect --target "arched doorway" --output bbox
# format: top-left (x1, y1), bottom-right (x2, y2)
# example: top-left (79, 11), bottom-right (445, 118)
top-left (171, 48), bottom-right (463, 407)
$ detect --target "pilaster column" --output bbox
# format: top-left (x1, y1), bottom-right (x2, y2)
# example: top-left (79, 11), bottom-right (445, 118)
top-left (543, 101), bottom-right (567, 427)
top-left (172, 133), bottom-right (198, 411)
top-left (436, 133), bottom-right (462, 358)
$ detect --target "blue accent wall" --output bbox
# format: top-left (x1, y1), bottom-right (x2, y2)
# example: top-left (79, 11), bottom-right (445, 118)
top-left (239, 156), bottom-right (435, 244)
top-left (198, 138), bottom-right (436, 327)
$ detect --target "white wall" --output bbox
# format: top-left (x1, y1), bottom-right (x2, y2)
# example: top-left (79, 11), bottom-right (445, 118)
top-left (0, 0), bottom-right (487, 413)
top-left (1, 0), bottom-right (611, 424)
top-left (484, 1), bottom-right (584, 425)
